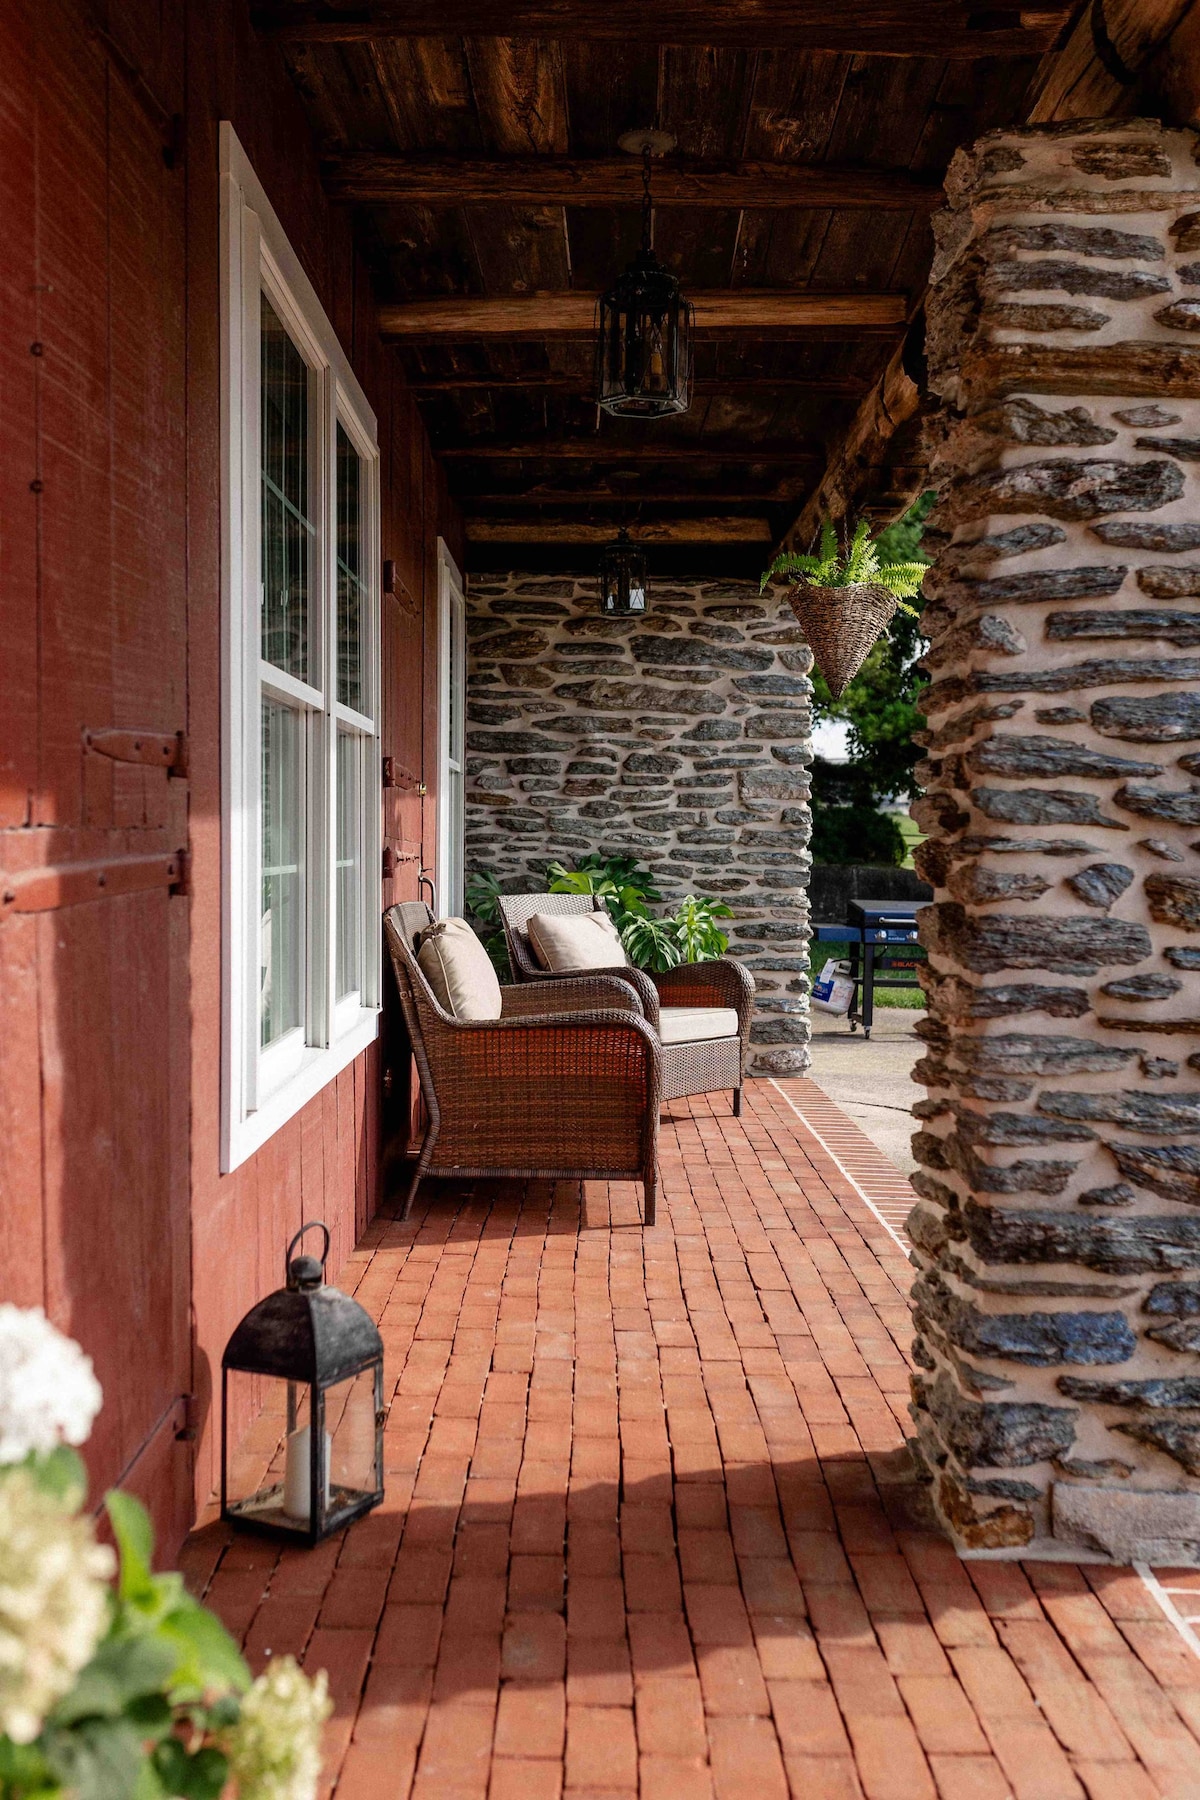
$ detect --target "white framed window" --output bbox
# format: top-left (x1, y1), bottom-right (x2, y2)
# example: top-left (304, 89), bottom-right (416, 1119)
top-left (220, 122), bottom-right (381, 1173)
top-left (436, 540), bottom-right (466, 919)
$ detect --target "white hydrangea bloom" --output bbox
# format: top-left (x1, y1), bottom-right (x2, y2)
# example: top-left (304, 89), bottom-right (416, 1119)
top-left (0, 1469), bottom-right (115, 1743)
top-left (0, 1306), bottom-right (102, 1464)
top-left (228, 1657), bottom-right (332, 1800)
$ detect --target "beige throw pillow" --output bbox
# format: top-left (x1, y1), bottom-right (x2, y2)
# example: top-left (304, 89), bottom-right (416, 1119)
top-left (417, 918), bottom-right (503, 1021)
top-left (527, 909), bottom-right (627, 972)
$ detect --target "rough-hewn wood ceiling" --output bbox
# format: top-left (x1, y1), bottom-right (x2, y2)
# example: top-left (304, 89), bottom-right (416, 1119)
top-left (264, 4), bottom-right (1078, 571)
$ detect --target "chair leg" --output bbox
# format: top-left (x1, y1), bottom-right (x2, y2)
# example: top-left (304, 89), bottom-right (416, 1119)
top-left (732, 1086), bottom-right (742, 1118)
top-left (643, 1177), bottom-right (656, 1228)
top-left (400, 1137), bottom-right (435, 1222)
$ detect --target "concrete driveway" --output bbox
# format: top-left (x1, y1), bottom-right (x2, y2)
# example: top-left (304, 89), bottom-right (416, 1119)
top-left (806, 1006), bottom-right (924, 1175)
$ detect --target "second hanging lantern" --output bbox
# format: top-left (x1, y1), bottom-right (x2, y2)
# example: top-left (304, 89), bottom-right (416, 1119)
top-left (595, 132), bottom-right (693, 419)
top-left (599, 528), bottom-right (648, 617)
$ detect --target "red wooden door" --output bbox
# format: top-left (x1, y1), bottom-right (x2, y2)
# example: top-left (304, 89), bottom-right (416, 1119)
top-left (0, 0), bottom-right (194, 1550)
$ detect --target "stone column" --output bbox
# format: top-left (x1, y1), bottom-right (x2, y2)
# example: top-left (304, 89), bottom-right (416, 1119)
top-left (912, 119), bottom-right (1200, 1561)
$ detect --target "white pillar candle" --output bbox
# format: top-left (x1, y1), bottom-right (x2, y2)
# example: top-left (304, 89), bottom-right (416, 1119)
top-left (283, 1424), bottom-right (331, 1521)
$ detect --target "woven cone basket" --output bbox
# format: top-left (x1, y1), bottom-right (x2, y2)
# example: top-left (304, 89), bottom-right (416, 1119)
top-left (785, 581), bottom-right (898, 698)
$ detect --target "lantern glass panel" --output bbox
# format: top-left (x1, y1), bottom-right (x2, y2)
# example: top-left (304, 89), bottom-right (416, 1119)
top-left (325, 1368), bottom-right (381, 1501)
top-left (223, 1370), bottom-right (318, 1537)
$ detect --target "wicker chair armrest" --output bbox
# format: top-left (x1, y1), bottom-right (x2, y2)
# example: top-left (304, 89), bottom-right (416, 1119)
top-left (437, 1011), bottom-right (663, 1094)
top-left (445, 1007), bottom-right (652, 1040)
top-left (510, 960), bottom-right (660, 1027)
top-left (500, 975), bottom-right (645, 1020)
top-left (653, 956), bottom-right (756, 1034)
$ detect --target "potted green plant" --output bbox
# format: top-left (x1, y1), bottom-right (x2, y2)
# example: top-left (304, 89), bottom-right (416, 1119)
top-left (546, 858), bottom-right (732, 973)
top-left (762, 517), bottom-right (927, 698)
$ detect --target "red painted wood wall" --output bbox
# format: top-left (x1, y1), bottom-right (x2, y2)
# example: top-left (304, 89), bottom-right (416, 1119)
top-left (0, 0), bottom-right (458, 1556)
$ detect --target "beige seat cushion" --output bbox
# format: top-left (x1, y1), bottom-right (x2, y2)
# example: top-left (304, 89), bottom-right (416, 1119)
top-left (658, 1006), bottom-right (740, 1045)
top-left (527, 909), bottom-right (627, 972)
top-left (418, 918), bottom-right (503, 1021)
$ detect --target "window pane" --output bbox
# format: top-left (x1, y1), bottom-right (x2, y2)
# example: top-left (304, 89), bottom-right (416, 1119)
top-left (448, 598), bottom-right (463, 772)
top-left (261, 293), bottom-right (313, 681)
top-left (336, 425), bottom-right (365, 712)
top-left (336, 731), bottom-right (362, 1001)
top-left (261, 699), bottom-right (304, 1046)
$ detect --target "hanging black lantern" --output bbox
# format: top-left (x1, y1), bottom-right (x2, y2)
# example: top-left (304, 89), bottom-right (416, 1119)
top-left (221, 1222), bottom-right (384, 1544)
top-left (599, 528), bottom-right (648, 617)
top-left (595, 133), bottom-right (693, 419)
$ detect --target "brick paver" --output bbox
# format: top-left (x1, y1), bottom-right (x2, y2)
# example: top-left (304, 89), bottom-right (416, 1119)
top-left (182, 1080), bottom-right (1200, 1799)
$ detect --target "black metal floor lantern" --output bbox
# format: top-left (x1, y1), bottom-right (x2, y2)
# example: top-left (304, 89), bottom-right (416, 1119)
top-left (595, 130), bottom-right (693, 419)
top-left (221, 1222), bottom-right (385, 1544)
top-left (599, 527), bottom-right (648, 616)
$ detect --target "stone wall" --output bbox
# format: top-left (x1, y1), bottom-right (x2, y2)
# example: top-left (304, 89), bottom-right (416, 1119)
top-left (911, 118), bottom-right (1200, 1562)
top-left (464, 573), bottom-right (814, 1074)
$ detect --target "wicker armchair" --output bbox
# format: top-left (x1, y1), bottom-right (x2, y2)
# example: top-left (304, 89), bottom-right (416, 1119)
top-left (497, 891), bottom-right (755, 1116)
top-left (384, 902), bottom-right (661, 1224)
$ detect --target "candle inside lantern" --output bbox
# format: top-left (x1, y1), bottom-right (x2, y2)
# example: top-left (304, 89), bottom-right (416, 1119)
top-left (283, 1423), bottom-right (331, 1521)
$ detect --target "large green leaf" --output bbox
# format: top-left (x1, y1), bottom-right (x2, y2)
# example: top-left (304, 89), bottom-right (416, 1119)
top-left (150, 1740), bottom-right (228, 1800)
top-left (51, 1640), bottom-right (178, 1728)
top-left (43, 1718), bottom-right (145, 1800)
top-left (104, 1494), bottom-right (156, 1608)
top-left (0, 1735), bottom-right (59, 1799)
top-left (158, 1604), bottom-right (249, 1697)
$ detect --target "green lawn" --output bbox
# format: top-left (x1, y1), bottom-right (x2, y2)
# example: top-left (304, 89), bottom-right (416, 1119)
top-left (896, 811), bottom-right (926, 871)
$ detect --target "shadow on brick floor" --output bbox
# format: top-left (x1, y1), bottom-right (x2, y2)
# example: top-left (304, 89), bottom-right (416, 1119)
top-left (183, 1083), bottom-right (1200, 1800)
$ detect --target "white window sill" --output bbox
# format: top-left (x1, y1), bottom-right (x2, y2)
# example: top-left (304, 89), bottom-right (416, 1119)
top-left (222, 1007), bottom-right (380, 1173)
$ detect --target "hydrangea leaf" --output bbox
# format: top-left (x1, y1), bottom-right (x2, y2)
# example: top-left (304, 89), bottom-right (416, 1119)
top-left (103, 1493), bottom-right (155, 1609)
top-left (50, 1639), bottom-right (178, 1728)
top-left (158, 1604), bottom-right (250, 1698)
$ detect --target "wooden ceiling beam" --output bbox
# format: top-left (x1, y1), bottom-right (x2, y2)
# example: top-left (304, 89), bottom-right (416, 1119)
top-left (404, 373), bottom-right (871, 394)
top-left (768, 1), bottom-right (1200, 557)
top-left (259, 2), bottom-right (1071, 57)
top-left (438, 442), bottom-right (820, 461)
top-left (1025, 0), bottom-right (1195, 122)
top-left (326, 153), bottom-right (942, 211)
top-left (466, 518), bottom-right (773, 544)
top-left (381, 291), bottom-right (907, 339)
top-left (462, 491), bottom-right (799, 503)
top-left (772, 341), bottom-right (924, 555)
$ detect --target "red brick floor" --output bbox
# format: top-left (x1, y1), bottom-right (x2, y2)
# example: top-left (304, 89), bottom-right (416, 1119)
top-left (182, 1079), bottom-right (1200, 1800)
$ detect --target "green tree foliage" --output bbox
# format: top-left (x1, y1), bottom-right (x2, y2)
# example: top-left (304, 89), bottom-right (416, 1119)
top-left (808, 493), bottom-right (934, 866)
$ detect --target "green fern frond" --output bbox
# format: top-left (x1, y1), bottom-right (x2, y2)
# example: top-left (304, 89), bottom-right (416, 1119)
top-left (875, 561), bottom-right (930, 599)
top-left (763, 517), bottom-right (931, 600)
top-left (760, 549), bottom-right (824, 591)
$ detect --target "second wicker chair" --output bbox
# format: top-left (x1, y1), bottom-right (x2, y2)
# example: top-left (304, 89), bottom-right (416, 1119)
top-left (498, 891), bottom-right (754, 1116)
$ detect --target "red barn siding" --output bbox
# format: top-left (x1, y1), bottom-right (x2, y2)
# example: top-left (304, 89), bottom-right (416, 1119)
top-left (0, 0), bottom-right (459, 1555)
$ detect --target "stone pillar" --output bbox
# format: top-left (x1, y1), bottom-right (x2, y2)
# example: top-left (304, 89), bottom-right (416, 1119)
top-left (912, 119), bottom-right (1200, 1562)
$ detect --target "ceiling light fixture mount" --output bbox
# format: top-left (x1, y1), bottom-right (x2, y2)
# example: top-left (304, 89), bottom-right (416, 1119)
top-left (595, 129), bottom-right (694, 420)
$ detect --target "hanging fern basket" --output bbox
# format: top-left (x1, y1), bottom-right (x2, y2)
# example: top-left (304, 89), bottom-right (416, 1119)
top-left (784, 580), bottom-right (898, 699)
